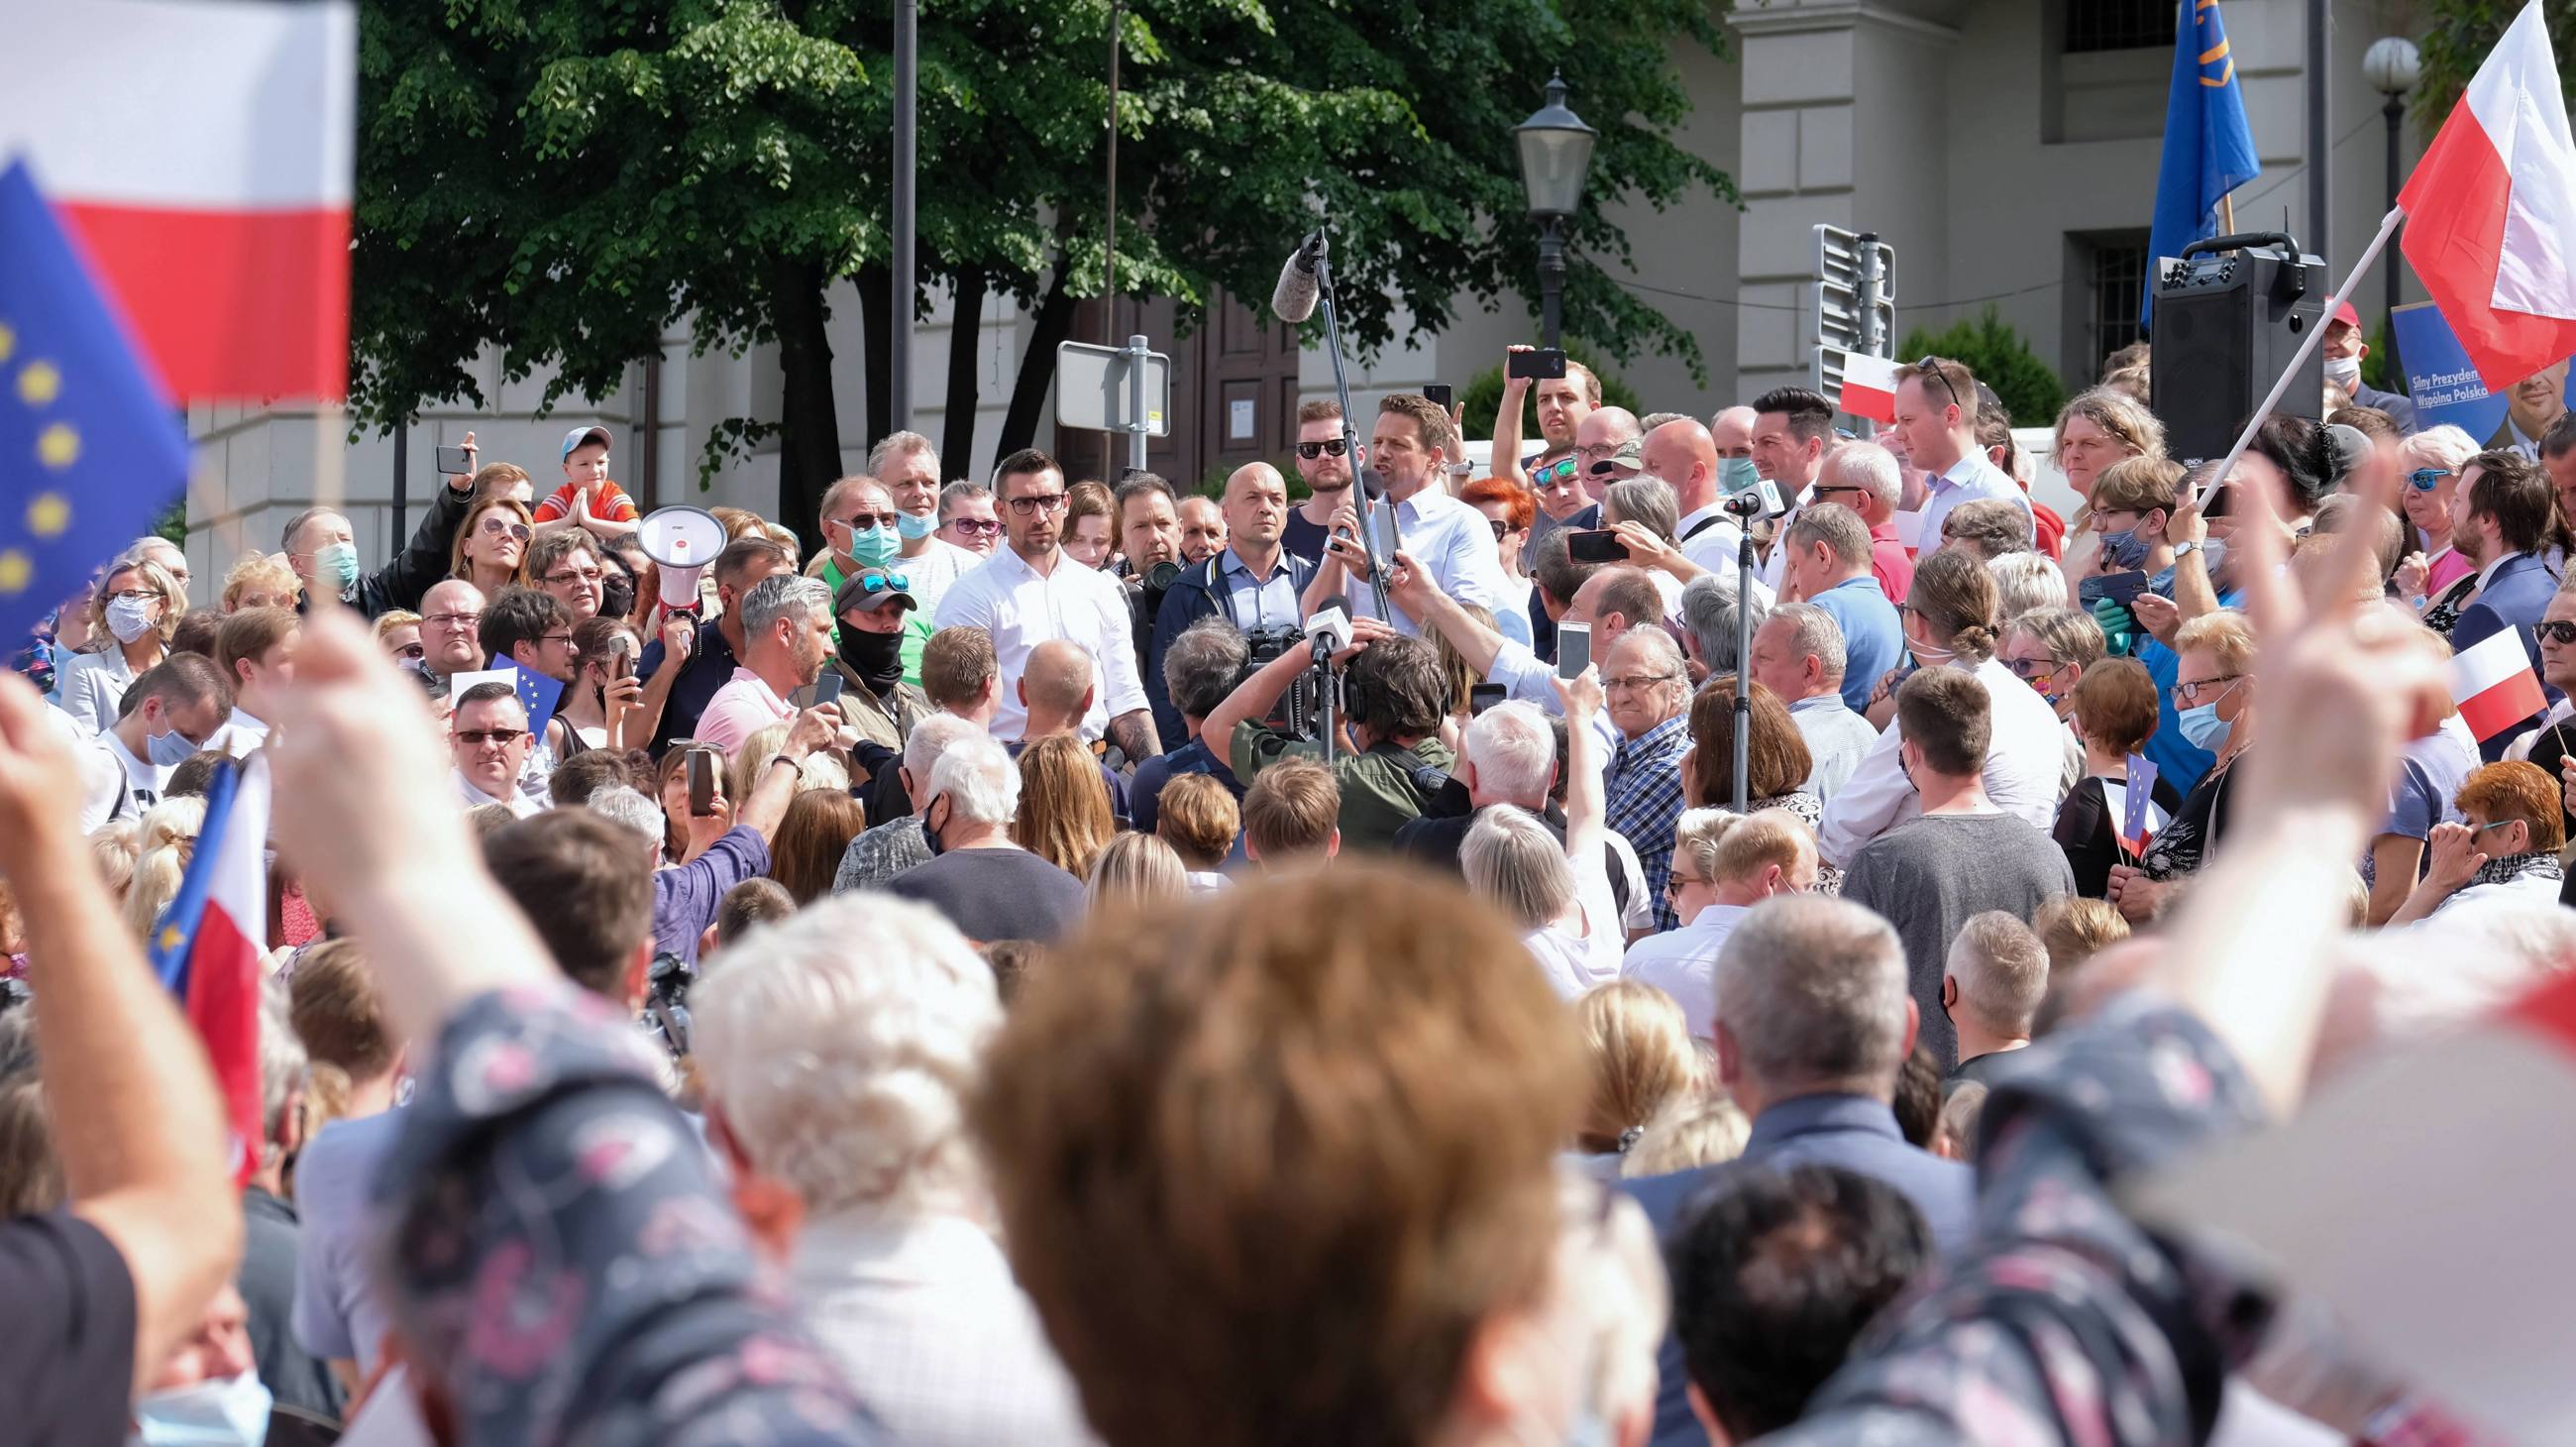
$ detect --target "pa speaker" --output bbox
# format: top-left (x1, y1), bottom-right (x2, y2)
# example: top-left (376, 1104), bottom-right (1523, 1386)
top-left (2149, 238), bottom-right (2325, 463)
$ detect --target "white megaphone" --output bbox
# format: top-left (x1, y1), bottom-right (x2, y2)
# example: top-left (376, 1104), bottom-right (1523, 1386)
top-left (636, 505), bottom-right (728, 612)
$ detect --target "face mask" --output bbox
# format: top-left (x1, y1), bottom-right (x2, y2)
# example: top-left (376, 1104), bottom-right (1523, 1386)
top-left (844, 523), bottom-right (900, 569)
top-left (1718, 457), bottom-right (1761, 495)
top-left (2098, 527), bottom-right (2150, 570)
top-left (600, 570), bottom-right (635, 620)
top-left (836, 623), bottom-right (906, 694)
top-left (897, 508), bottom-right (939, 541)
top-left (316, 540), bottom-right (362, 595)
top-left (133, 1371), bottom-right (271, 1447)
top-left (2322, 355), bottom-right (2362, 390)
top-left (148, 724), bottom-right (198, 768)
top-left (104, 595), bottom-right (160, 644)
top-left (2178, 698), bottom-right (2233, 750)
top-left (922, 797), bottom-right (949, 855)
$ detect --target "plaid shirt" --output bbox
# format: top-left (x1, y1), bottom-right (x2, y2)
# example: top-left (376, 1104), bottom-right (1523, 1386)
top-left (1605, 713), bottom-right (1690, 930)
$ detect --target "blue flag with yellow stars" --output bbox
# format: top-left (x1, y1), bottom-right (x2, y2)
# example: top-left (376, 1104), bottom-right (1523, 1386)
top-left (511, 663), bottom-right (565, 748)
top-left (0, 160), bottom-right (190, 651)
top-left (2142, 0), bottom-right (2262, 331)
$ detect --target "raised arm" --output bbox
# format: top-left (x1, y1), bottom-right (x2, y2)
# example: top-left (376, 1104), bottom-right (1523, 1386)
top-left (1552, 668), bottom-right (1607, 861)
top-left (1493, 346), bottom-right (1536, 489)
top-left (0, 674), bottom-right (240, 1392)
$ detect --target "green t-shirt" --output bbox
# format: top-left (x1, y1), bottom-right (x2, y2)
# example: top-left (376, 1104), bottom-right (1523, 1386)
top-left (1230, 723), bottom-right (1453, 854)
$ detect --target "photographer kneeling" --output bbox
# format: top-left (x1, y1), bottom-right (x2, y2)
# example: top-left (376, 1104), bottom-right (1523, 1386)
top-left (1202, 614), bottom-right (1452, 853)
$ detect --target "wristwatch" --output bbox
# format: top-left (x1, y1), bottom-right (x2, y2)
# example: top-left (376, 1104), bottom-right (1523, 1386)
top-left (2172, 540), bottom-right (2202, 562)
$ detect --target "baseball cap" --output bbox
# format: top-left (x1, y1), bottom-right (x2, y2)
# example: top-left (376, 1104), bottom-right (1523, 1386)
top-left (833, 569), bottom-right (916, 615)
top-left (2332, 299), bottom-right (2362, 330)
top-left (1589, 438), bottom-right (1645, 478)
top-left (560, 425), bottom-right (614, 461)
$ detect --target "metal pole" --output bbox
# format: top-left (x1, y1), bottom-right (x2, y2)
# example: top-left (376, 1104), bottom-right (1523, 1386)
top-left (1732, 531), bottom-right (1755, 815)
top-left (890, 0), bottom-right (916, 431)
top-left (2307, 0), bottom-right (2330, 270)
top-left (390, 419), bottom-right (408, 564)
top-left (1312, 243), bottom-right (1394, 621)
top-left (1854, 230), bottom-right (1883, 439)
top-left (2383, 94), bottom-right (2405, 325)
top-left (1127, 333), bottom-right (1149, 473)
top-left (1538, 220), bottom-right (1564, 352)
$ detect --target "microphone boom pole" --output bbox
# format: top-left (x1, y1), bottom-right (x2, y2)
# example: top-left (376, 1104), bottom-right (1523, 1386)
top-left (1305, 235), bottom-right (1395, 621)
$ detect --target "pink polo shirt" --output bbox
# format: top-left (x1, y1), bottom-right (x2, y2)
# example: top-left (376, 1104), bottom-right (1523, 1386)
top-left (694, 666), bottom-right (795, 754)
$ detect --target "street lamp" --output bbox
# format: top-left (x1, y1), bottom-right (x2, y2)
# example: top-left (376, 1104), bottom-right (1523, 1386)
top-left (1516, 72), bottom-right (1597, 353)
top-left (2364, 36), bottom-right (2421, 326)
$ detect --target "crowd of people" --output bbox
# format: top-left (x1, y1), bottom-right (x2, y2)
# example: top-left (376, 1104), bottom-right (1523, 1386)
top-left (3, 335), bottom-right (2571, 1446)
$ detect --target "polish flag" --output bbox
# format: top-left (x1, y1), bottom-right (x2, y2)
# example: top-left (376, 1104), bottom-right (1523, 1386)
top-left (0, 0), bottom-right (355, 401)
top-left (1837, 351), bottom-right (1900, 424)
top-left (2451, 626), bottom-right (2548, 741)
top-left (2397, 0), bottom-right (2576, 391)
top-left (148, 755), bottom-right (271, 1183)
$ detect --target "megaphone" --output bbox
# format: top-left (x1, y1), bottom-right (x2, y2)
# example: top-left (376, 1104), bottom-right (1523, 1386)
top-left (637, 505), bottom-right (727, 612)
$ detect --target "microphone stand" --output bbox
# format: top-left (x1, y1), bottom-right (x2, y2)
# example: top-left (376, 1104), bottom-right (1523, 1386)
top-left (1313, 631), bottom-right (1339, 767)
top-left (1733, 517), bottom-right (1756, 816)
top-left (1309, 237), bottom-right (1395, 622)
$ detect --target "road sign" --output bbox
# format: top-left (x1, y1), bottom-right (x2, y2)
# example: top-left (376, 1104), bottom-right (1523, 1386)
top-left (1812, 226), bottom-right (1894, 424)
top-left (1055, 339), bottom-right (1170, 438)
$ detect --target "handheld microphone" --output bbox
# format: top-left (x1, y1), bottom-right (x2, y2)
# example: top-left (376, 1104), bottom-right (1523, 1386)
top-left (1270, 230), bottom-right (1328, 323)
top-left (1306, 596), bottom-right (1352, 663)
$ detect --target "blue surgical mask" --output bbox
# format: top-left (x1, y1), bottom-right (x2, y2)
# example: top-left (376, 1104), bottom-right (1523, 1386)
top-left (896, 508), bottom-right (939, 541)
top-left (133, 1371), bottom-right (271, 1446)
top-left (316, 540), bottom-right (362, 595)
top-left (2178, 698), bottom-right (2233, 750)
top-left (148, 725), bottom-right (198, 767)
top-left (1718, 457), bottom-right (1762, 494)
top-left (845, 522), bottom-right (899, 569)
top-left (2098, 527), bottom-right (2149, 569)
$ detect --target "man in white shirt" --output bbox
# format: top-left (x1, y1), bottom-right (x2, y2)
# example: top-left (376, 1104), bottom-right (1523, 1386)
top-left (936, 449), bottom-right (1157, 759)
top-left (1642, 417), bottom-right (1752, 572)
top-left (1621, 807), bottom-right (1816, 1042)
top-left (205, 606), bottom-right (298, 757)
top-left (871, 431), bottom-right (978, 619)
top-left (100, 654), bottom-right (233, 816)
top-left (1895, 356), bottom-right (2029, 547)
top-left (1301, 393), bottom-right (1509, 636)
top-left (450, 681), bottom-right (544, 817)
top-left (1751, 387), bottom-right (1836, 593)
top-left (1749, 604), bottom-right (1879, 807)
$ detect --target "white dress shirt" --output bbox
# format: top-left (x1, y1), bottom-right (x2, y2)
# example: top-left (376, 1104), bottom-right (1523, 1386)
top-left (792, 1210), bottom-right (1096, 1447)
top-left (1786, 693), bottom-right (1880, 806)
top-left (895, 537), bottom-right (977, 619)
top-left (1620, 902), bottom-right (1749, 1043)
top-left (201, 706), bottom-right (271, 760)
top-left (936, 543), bottom-right (1150, 740)
top-left (1348, 487), bottom-right (1510, 635)
top-left (1914, 450), bottom-right (2029, 549)
top-left (453, 769), bottom-right (542, 818)
top-left (1674, 503), bottom-right (1749, 576)
top-left (1815, 654), bottom-right (2067, 866)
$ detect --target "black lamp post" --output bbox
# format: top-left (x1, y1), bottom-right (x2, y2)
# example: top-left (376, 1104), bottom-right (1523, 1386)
top-left (2364, 37), bottom-right (2421, 328)
top-left (1516, 72), bottom-right (1597, 352)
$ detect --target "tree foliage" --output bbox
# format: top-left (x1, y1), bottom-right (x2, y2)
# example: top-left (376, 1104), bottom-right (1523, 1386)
top-left (1896, 308), bottom-right (2066, 426)
top-left (2414, 1), bottom-right (2576, 128)
top-left (1457, 342), bottom-right (1646, 442)
top-left (350, 0), bottom-right (1735, 544)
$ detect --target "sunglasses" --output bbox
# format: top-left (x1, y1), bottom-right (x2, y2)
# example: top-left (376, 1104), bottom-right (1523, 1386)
top-left (393, 642), bottom-right (426, 661)
top-left (1487, 518), bottom-right (1510, 541)
top-left (1534, 456), bottom-right (1582, 489)
top-left (2408, 467), bottom-right (2453, 492)
top-left (855, 570), bottom-right (912, 594)
top-left (1913, 355), bottom-right (1963, 412)
top-left (835, 511), bottom-right (904, 530)
top-left (2002, 655), bottom-right (2065, 681)
top-left (945, 517), bottom-right (1002, 535)
top-left (2537, 620), bottom-right (2576, 645)
top-left (478, 517), bottom-right (532, 541)
top-left (1295, 439), bottom-right (1349, 460)
top-left (455, 727), bottom-right (526, 746)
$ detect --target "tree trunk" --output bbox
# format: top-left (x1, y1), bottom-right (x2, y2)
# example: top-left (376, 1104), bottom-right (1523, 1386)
top-left (942, 263), bottom-right (988, 477)
top-left (997, 260), bottom-right (1079, 459)
top-left (856, 262), bottom-right (894, 453)
top-left (773, 257), bottom-right (845, 558)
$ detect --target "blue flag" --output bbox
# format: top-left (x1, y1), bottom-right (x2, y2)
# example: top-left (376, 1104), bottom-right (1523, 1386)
top-left (0, 161), bottom-right (191, 649)
top-left (511, 663), bottom-right (565, 746)
top-left (2142, 0), bottom-right (2262, 331)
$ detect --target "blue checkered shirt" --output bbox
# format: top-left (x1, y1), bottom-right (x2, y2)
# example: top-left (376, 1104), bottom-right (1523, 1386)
top-left (1605, 714), bottom-right (1691, 930)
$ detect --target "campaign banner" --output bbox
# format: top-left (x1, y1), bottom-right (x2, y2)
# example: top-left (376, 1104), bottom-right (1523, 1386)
top-left (2390, 301), bottom-right (2575, 451)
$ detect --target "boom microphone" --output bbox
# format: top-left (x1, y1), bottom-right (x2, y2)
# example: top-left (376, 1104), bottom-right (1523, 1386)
top-left (1270, 230), bottom-right (1328, 323)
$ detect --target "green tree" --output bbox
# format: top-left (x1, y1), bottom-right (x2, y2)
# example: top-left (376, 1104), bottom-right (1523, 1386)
top-left (1894, 308), bottom-right (2066, 426)
top-left (1457, 342), bottom-right (1645, 442)
top-left (2415, 2), bottom-right (2576, 126)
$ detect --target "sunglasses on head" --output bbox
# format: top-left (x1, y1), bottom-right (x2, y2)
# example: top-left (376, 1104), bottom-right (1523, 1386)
top-left (1295, 439), bottom-right (1348, 460)
top-left (856, 570), bottom-right (912, 594)
top-left (2408, 467), bottom-right (2453, 492)
top-left (1913, 355), bottom-right (1963, 411)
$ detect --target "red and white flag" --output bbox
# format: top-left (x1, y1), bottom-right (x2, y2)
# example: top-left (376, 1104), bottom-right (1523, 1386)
top-left (2451, 626), bottom-right (2548, 741)
top-left (148, 754), bottom-right (270, 1182)
top-left (0, 0), bottom-right (356, 401)
top-left (2397, 0), bottom-right (2576, 391)
top-left (1837, 351), bottom-right (1900, 424)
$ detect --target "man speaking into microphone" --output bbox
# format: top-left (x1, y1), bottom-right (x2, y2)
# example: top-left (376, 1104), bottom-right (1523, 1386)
top-left (1298, 394), bottom-right (1511, 637)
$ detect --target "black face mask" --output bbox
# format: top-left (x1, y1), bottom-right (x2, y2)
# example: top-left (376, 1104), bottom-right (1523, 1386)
top-left (600, 569), bottom-right (635, 620)
top-left (836, 621), bottom-right (906, 696)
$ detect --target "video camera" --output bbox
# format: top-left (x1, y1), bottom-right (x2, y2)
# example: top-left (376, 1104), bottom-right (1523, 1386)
top-left (642, 951), bottom-right (695, 1061)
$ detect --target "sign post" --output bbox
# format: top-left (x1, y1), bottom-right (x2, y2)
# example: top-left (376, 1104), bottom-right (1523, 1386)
top-left (1811, 225), bottom-right (1896, 432)
top-left (1054, 338), bottom-right (1171, 468)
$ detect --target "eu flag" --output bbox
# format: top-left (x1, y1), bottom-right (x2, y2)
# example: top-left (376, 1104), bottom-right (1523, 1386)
top-left (2142, 0), bottom-right (2262, 331)
top-left (0, 159), bottom-right (190, 649)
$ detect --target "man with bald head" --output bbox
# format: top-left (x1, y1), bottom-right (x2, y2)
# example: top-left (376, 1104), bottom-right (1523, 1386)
top-left (1144, 460), bottom-right (1319, 746)
top-left (1710, 405), bottom-right (1758, 461)
top-left (1012, 638), bottom-right (1134, 819)
top-left (414, 578), bottom-right (489, 691)
top-left (1642, 418), bottom-right (1753, 574)
top-left (1530, 406), bottom-right (1642, 545)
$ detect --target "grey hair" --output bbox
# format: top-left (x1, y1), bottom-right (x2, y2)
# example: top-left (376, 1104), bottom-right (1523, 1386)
top-left (1462, 700), bottom-right (1557, 806)
top-left (866, 430), bottom-right (939, 478)
top-left (1786, 503), bottom-right (1873, 569)
top-left (1679, 574), bottom-right (1768, 675)
top-left (1987, 551), bottom-right (2068, 621)
top-left (1943, 911), bottom-right (2048, 1037)
top-left (938, 481), bottom-right (992, 520)
top-left (1766, 601), bottom-right (1847, 685)
top-left (2005, 605), bottom-right (2107, 669)
top-left (1165, 617), bottom-right (1250, 721)
top-left (1603, 479), bottom-right (1679, 543)
top-left (1715, 896), bottom-right (1909, 1094)
top-left (692, 892), bottom-right (999, 1217)
top-left (277, 505), bottom-right (344, 555)
top-left (2398, 423), bottom-right (2481, 475)
top-left (738, 573), bottom-right (831, 640)
top-left (260, 984), bottom-right (308, 1163)
top-left (903, 714), bottom-right (988, 789)
top-left (1461, 805), bottom-right (1574, 931)
top-left (1826, 442), bottom-right (1901, 508)
top-left (585, 785), bottom-right (663, 847)
top-left (925, 731), bottom-right (1020, 828)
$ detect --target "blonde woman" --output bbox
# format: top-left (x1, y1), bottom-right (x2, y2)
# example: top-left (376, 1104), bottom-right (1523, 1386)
top-left (1086, 831), bottom-right (1187, 911)
top-left (118, 795), bottom-right (206, 941)
top-left (221, 551), bottom-right (302, 613)
top-left (450, 495), bottom-right (535, 596)
top-left (58, 556), bottom-right (184, 733)
top-left (1572, 981), bottom-right (1701, 1177)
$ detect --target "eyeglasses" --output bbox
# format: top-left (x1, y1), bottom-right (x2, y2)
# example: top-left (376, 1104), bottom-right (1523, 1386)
top-left (424, 611), bottom-right (483, 629)
top-left (539, 632), bottom-right (576, 649)
top-left (2538, 620), bottom-right (2576, 645)
top-left (393, 642), bottom-right (426, 661)
top-left (455, 727), bottom-right (526, 746)
top-left (1664, 873), bottom-right (1706, 898)
top-left (105, 589), bottom-right (158, 603)
top-left (834, 511), bottom-right (903, 530)
top-left (1534, 456), bottom-right (1582, 490)
top-left (1913, 355), bottom-right (1963, 412)
top-left (855, 570), bottom-right (912, 593)
top-left (2408, 467), bottom-right (2454, 492)
top-left (2473, 818), bottom-right (2521, 835)
top-left (477, 517), bottom-right (532, 541)
top-left (1295, 439), bottom-right (1348, 460)
top-left (2172, 673), bottom-right (2242, 707)
top-left (1603, 672), bottom-right (1679, 694)
top-left (543, 566), bottom-right (603, 586)
top-left (1487, 518), bottom-right (1510, 541)
top-left (944, 517), bottom-right (1002, 535)
top-left (1810, 484), bottom-right (1868, 501)
top-left (2002, 655), bottom-right (2065, 681)
top-left (1006, 491), bottom-right (1070, 516)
